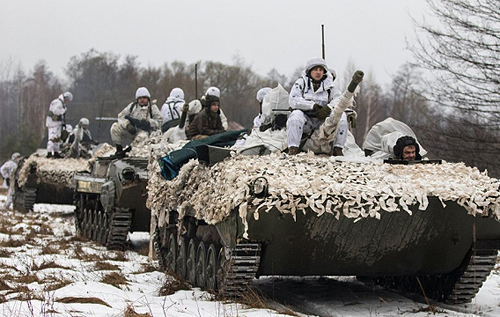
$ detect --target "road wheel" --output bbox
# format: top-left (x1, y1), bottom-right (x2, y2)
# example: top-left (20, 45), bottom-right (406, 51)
top-left (206, 243), bottom-right (219, 291)
top-left (186, 239), bottom-right (197, 285)
top-left (195, 242), bottom-right (207, 288)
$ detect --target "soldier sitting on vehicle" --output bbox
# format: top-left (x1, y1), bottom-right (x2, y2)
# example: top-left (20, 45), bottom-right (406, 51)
top-left (287, 57), bottom-right (349, 156)
top-left (233, 85), bottom-right (289, 155)
top-left (298, 70), bottom-right (364, 156)
top-left (110, 87), bottom-right (162, 158)
top-left (253, 87), bottom-right (272, 129)
top-left (160, 88), bottom-right (186, 133)
top-left (186, 87), bottom-right (225, 140)
top-left (65, 118), bottom-right (98, 158)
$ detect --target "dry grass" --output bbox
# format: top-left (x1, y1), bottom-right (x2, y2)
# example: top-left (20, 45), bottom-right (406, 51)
top-left (35, 223), bottom-right (54, 235)
top-left (94, 261), bottom-right (120, 271)
top-left (139, 262), bottom-right (157, 273)
top-left (44, 279), bottom-right (72, 292)
top-left (108, 251), bottom-right (128, 262)
top-left (229, 285), bottom-right (299, 317)
top-left (57, 296), bottom-right (112, 307)
top-left (101, 272), bottom-right (128, 287)
top-left (33, 260), bottom-right (68, 271)
top-left (123, 304), bottom-right (152, 317)
top-left (0, 279), bottom-right (12, 291)
top-left (41, 244), bottom-right (60, 255)
top-left (0, 218), bottom-right (24, 235)
top-left (15, 273), bottom-right (41, 285)
top-left (0, 237), bottom-right (27, 248)
top-left (159, 274), bottom-right (191, 296)
top-left (0, 248), bottom-right (13, 257)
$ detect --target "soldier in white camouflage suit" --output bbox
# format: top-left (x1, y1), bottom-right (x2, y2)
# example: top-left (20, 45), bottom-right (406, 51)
top-left (110, 87), bottom-right (162, 157)
top-left (1, 152), bottom-right (21, 209)
top-left (46, 92), bottom-right (73, 158)
top-left (287, 58), bottom-right (349, 156)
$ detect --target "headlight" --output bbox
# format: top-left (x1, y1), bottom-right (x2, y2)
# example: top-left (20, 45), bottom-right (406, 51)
top-left (251, 177), bottom-right (268, 198)
top-left (121, 167), bottom-right (135, 182)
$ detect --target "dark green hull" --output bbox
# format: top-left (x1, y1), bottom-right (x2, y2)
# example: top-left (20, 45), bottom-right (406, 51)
top-left (217, 197), bottom-right (500, 277)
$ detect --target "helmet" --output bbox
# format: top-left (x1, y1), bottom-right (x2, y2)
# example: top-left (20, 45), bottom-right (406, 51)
top-left (11, 153), bottom-right (21, 160)
top-left (393, 136), bottom-right (421, 160)
top-left (305, 57), bottom-right (329, 77)
top-left (256, 87), bottom-right (272, 103)
top-left (169, 88), bottom-right (184, 100)
top-left (79, 118), bottom-right (89, 126)
top-left (135, 87), bottom-right (151, 99)
top-left (63, 92), bottom-right (73, 101)
top-left (205, 87), bottom-right (220, 98)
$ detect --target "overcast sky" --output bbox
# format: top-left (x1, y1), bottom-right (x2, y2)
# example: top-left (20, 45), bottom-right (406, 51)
top-left (0, 0), bottom-right (427, 87)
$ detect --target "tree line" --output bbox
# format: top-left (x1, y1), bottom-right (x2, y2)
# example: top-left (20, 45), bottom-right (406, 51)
top-left (1, 0), bottom-right (499, 181)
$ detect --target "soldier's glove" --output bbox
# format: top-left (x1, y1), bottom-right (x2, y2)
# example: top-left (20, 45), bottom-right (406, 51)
top-left (137, 119), bottom-right (152, 132)
top-left (5, 178), bottom-right (10, 187)
top-left (312, 104), bottom-right (331, 120)
top-left (125, 115), bottom-right (140, 127)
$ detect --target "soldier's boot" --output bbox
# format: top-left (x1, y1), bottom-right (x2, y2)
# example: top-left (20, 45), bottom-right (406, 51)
top-left (332, 146), bottom-right (344, 156)
top-left (113, 144), bottom-right (126, 158)
top-left (288, 146), bottom-right (299, 155)
top-left (53, 152), bottom-right (63, 159)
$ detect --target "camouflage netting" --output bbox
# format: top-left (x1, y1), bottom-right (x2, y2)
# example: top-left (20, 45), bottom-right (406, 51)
top-left (128, 131), bottom-right (188, 161)
top-left (147, 151), bottom-right (500, 236)
top-left (17, 143), bottom-right (115, 188)
top-left (17, 156), bottom-right (91, 188)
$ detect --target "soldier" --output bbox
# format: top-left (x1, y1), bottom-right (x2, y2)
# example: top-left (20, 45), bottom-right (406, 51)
top-left (393, 136), bottom-right (422, 161)
top-left (66, 118), bottom-right (97, 158)
top-left (186, 87), bottom-right (225, 140)
top-left (287, 58), bottom-right (349, 156)
top-left (253, 87), bottom-right (272, 129)
top-left (161, 88), bottom-right (185, 133)
top-left (46, 92), bottom-right (73, 158)
top-left (110, 87), bottom-right (162, 158)
top-left (1, 152), bottom-right (21, 209)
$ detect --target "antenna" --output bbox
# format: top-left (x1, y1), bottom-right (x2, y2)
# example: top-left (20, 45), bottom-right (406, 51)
top-left (195, 63), bottom-right (198, 99)
top-left (321, 24), bottom-right (325, 59)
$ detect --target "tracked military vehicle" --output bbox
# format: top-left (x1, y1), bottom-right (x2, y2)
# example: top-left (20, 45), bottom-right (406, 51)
top-left (13, 155), bottom-right (87, 212)
top-left (148, 146), bottom-right (500, 304)
top-left (73, 156), bottom-right (151, 250)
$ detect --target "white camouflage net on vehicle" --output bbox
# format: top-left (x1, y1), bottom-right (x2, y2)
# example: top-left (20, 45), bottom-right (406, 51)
top-left (147, 151), bottom-right (500, 235)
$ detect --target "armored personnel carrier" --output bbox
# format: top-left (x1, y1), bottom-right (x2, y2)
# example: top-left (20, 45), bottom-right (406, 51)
top-left (73, 156), bottom-right (150, 250)
top-left (148, 148), bottom-right (500, 304)
top-left (13, 155), bottom-right (88, 212)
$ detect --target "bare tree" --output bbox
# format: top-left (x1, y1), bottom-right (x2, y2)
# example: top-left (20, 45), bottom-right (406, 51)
top-left (412, 0), bottom-right (500, 118)
top-left (411, 0), bottom-right (500, 175)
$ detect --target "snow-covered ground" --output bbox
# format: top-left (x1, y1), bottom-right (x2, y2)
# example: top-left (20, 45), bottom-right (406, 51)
top-left (1, 193), bottom-right (500, 317)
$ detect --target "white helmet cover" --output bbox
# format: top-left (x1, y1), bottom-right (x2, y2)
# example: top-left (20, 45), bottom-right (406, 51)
top-left (170, 87), bottom-right (185, 100)
top-left (135, 87), bottom-right (151, 99)
top-left (63, 91), bottom-right (73, 101)
top-left (305, 57), bottom-right (329, 74)
top-left (205, 86), bottom-right (220, 98)
top-left (256, 87), bottom-right (272, 102)
top-left (11, 152), bottom-right (21, 160)
top-left (79, 118), bottom-right (89, 126)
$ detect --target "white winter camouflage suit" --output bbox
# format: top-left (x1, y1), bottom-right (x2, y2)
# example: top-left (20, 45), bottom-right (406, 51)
top-left (110, 101), bottom-right (162, 145)
top-left (45, 94), bottom-right (67, 153)
top-left (1, 153), bottom-right (20, 209)
top-left (287, 58), bottom-right (348, 153)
